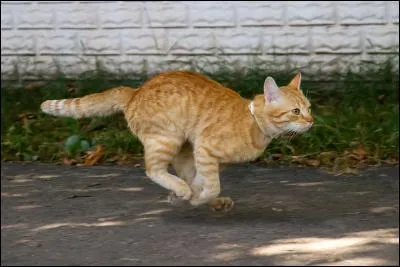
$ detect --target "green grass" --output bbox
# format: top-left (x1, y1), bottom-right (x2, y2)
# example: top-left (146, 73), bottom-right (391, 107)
top-left (1, 58), bottom-right (399, 171)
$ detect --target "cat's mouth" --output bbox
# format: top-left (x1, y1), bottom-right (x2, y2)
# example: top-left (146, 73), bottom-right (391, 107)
top-left (280, 132), bottom-right (298, 139)
top-left (299, 124), bottom-right (313, 133)
top-left (280, 124), bottom-right (312, 138)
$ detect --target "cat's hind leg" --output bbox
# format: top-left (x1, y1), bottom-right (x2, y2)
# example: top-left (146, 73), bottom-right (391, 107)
top-left (143, 135), bottom-right (192, 201)
top-left (170, 142), bottom-right (234, 212)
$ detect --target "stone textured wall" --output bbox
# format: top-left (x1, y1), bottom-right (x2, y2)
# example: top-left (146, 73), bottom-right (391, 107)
top-left (1, 1), bottom-right (399, 79)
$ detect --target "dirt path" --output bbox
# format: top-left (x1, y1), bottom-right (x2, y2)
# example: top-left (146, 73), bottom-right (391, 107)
top-left (1, 162), bottom-right (399, 266)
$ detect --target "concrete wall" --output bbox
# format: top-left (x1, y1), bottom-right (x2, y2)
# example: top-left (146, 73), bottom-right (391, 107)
top-left (1, 1), bottom-right (399, 79)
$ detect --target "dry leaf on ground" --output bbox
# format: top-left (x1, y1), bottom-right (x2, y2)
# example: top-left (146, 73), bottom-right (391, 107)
top-left (18, 112), bottom-right (37, 126)
top-left (334, 167), bottom-right (360, 176)
top-left (351, 146), bottom-right (368, 160)
top-left (63, 158), bottom-right (78, 166)
top-left (318, 151), bottom-right (337, 165)
top-left (306, 159), bottom-right (321, 167)
top-left (290, 155), bottom-right (307, 164)
top-left (83, 145), bottom-right (104, 166)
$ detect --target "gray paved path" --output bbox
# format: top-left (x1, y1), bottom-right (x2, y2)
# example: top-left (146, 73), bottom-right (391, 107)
top-left (1, 162), bottom-right (399, 266)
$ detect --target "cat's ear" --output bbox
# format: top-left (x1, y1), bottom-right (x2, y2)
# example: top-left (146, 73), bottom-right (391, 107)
top-left (288, 72), bottom-right (302, 90)
top-left (264, 76), bottom-right (280, 103)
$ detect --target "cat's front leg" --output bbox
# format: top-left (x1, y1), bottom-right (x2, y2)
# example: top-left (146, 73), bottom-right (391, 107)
top-left (189, 148), bottom-right (221, 206)
top-left (189, 172), bottom-right (234, 212)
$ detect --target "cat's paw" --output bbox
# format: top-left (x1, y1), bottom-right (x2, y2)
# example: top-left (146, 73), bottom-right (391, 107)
top-left (209, 197), bottom-right (234, 212)
top-left (174, 183), bottom-right (192, 201)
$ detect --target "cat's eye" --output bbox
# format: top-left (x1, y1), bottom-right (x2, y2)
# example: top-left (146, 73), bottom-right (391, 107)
top-left (292, 108), bottom-right (300, 115)
top-left (308, 107), bottom-right (312, 114)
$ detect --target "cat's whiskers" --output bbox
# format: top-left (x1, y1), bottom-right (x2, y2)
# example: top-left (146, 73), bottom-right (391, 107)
top-left (288, 130), bottom-right (298, 142)
top-left (280, 128), bottom-right (298, 143)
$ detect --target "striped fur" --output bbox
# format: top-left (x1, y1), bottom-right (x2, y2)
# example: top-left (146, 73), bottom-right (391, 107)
top-left (40, 86), bottom-right (136, 118)
top-left (40, 71), bottom-right (313, 210)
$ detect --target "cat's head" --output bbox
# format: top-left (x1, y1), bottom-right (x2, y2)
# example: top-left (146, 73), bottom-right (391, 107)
top-left (253, 72), bottom-right (313, 137)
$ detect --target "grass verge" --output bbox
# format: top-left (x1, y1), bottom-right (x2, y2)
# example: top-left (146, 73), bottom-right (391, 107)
top-left (1, 59), bottom-right (399, 174)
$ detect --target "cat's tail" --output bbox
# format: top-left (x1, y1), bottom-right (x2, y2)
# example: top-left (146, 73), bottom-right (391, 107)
top-left (40, 86), bottom-right (137, 119)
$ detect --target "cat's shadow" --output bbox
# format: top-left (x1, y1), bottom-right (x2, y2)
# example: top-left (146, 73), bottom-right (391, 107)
top-left (157, 201), bottom-right (323, 226)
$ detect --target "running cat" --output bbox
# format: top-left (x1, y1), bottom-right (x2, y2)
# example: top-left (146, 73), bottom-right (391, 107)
top-left (41, 71), bottom-right (313, 212)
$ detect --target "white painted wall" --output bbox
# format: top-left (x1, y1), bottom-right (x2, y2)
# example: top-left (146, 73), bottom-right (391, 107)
top-left (1, 1), bottom-right (399, 79)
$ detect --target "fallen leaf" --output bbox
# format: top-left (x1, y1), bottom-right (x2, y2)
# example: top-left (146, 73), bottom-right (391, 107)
top-left (352, 146), bottom-right (368, 160)
top-left (382, 158), bottom-right (399, 165)
top-left (63, 158), bottom-right (77, 166)
top-left (306, 159), bottom-right (321, 167)
top-left (318, 151), bottom-right (337, 165)
top-left (290, 155), bottom-right (307, 164)
top-left (332, 156), bottom-right (350, 173)
top-left (335, 167), bottom-right (360, 176)
top-left (18, 112), bottom-right (37, 126)
top-left (83, 145), bottom-right (104, 166)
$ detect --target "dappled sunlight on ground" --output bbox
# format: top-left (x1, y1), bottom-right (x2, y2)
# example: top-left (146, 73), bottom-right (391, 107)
top-left (1, 192), bottom-right (30, 198)
top-left (45, 187), bottom-right (144, 193)
top-left (26, 207), bottom-right (174, 233)
top-left (252, 237), bottom-right (372, 256)
top-left (286, 181), bottom-right (335, 187)
top-left (5, 174), bottom-right (61, 183)
top-left (201, 228), bottom-right (399, 265)
top-left (210, 249), bottom-right (245, 262)
top-left (249, 228), bottom-right (398, 265)
top-left (32, 175), bottom-right (60, 180)
top-left (1, 223), bottom-right (29, 230)
top-left (138, 208), bottom-right (172, 216)
top-left (13, 204), bottom-right (42, 211)
top-left (8, 178), bottom-right (34, 184)
top-left (32, 221), bottom-right (126, 232)
top-left (86, 173), bottom-right (121, 178)
top-left (208, 243), bottom-right (246, 262)
top-left (317, 256), bottom-right (394, 266)
top-left (117, 187), bottom-right (143, 192)
top-left (369, 206), bottom-right (398, 214)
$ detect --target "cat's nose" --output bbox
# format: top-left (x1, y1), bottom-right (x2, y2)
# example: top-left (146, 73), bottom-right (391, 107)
top-left (306, 117), bottom-right (314, 125)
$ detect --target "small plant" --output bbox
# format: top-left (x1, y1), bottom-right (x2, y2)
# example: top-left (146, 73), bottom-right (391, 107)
top-left (64, 134), bottom-right (94, 157)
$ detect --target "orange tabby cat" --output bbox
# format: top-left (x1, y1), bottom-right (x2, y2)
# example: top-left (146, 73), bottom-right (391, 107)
top-left (40, 71), bottom-right (313, 211)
